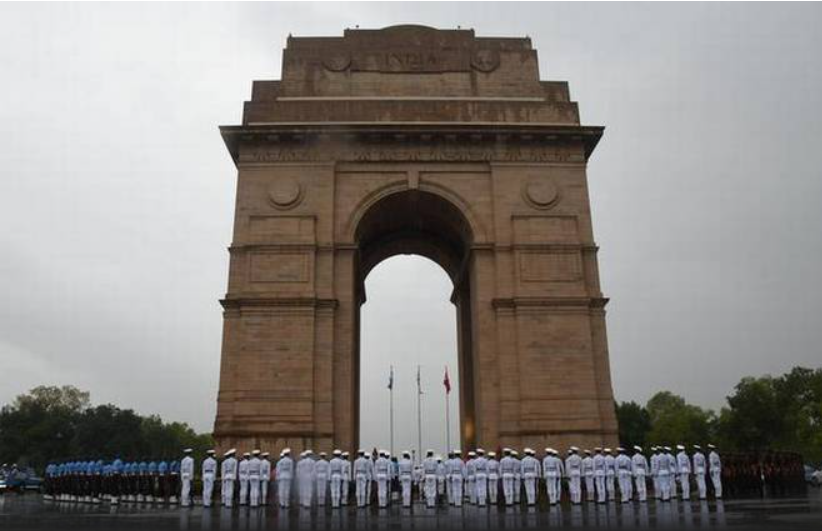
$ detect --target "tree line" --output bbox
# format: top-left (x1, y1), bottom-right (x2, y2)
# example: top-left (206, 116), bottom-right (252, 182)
top-left (616, 366), bottom-right (822, 464)
top-left (0, 386), bottom-right (213, 471)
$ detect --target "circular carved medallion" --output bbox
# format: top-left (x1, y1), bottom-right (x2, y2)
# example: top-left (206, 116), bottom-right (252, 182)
top-left (523, 178), bottom-right (559, 209)
top-left (322, 53), bottom-right (352, 72)
top-left (268, 180), bottom-right (303, 209)
top-left (471, 49), bottom-right (500, 73)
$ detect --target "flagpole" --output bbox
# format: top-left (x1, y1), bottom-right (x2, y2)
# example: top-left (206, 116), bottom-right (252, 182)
top-left (389, 365), bottom-right (395, 457)
top-left (417, 365), bottom-right (423, 464)
top-left (445, 366), bottom-right (451, 453)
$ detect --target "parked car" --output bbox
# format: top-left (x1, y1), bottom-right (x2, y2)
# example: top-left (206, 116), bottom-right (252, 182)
top-left (0, 467), bottom-right (43, 494)
top-left (811, 469), bottom-right (822, 487)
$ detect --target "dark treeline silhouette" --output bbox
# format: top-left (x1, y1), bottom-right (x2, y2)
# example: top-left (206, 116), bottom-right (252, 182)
top-left (0, 386), bottom-right (212, 471)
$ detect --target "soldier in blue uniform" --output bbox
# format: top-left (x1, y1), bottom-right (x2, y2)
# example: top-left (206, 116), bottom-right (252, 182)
top-left (157, 459), bottom-right (169, 503)
top-left (169, 458), bottom-right (181, 504)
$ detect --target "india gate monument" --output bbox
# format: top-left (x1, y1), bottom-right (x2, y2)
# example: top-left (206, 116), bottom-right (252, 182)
top-left (214, 25), bottom-right (619, 455)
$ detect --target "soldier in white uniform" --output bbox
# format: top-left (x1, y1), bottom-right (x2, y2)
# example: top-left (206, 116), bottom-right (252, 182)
top-left (470, 449), bottom-right (486, 506)
top-left (436, 456), bottom-right (447, 499)
top-left (260, 452), bottom-right (271, 506)
top-left (247, 450), bottom-right (262, 507)
top-left (275, 449), bottom-right (293, 508)
top-left (465, 451), bottom-right (476, 505)
top-left (353, 450), bottom-right (371, 508)
top-left (657, 447), bottom-right (672, 501)
top-left (541, 448), bottom-right (562, 505)
top-left (615, 448), bottom-right (633, 502)
top-left (582, 450), bottom-right (595, 502)
top-left (374, 451), bottom-right (391, 508)
top-left (676, 445), bottom-right (691, 500)
top-left (512, 450), bottom-right (522, 504)
top-left (565, 447), bottom-right (583, 504)
top-left (604, 448), bottom-right (616, 501)
top-left (632, 446), bottom-right (649, 502)
top-left (650, 447), bottom-right (660, 499)
top-left (487, 452), bottom-right (500, 505)
top-left (303, 450), bottom-right (319, 508)
top-left (448, 450), bottom-right (466, 507)
top-left (341, 452), bottom-right (352, 505)
top-left (237, 452), bottom-right (250, 506)
top-left (221, 449), bottom-right (237, 508)
top-left (398, 451), bottom-right (414, 507)
top-left (692, 445), bottom-right (708, 500)
top-left (315, 452), bottom-right (329, 506)
top-left (499, 449), bottom-right (516, 506)
top-left (593, 448), bottom-right (607, 504)
top-left (201, 450), bottom-right (217, 508)
top-left (328, 450), bottom-right (344, 508)
top-left (708, 444), bottom-right (722, 499)
top-left (422, 450), bottom-right (439, 508)
top-left (180, 449), bottom-right (194, 508)
top-left (666, 447), bottom-right (678, 499)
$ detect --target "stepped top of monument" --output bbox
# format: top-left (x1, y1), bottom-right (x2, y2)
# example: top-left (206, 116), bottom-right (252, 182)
top-left (238, 25), bottom-right (584, 127)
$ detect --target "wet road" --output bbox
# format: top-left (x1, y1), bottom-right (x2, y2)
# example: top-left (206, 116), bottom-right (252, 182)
top-left (1, 493), bottom-right (821, 530)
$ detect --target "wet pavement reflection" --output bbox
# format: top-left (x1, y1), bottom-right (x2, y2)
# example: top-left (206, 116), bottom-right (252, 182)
top-left (1, 493), bottom-right (821, 530)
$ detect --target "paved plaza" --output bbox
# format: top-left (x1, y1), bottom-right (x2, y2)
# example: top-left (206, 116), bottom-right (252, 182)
top-left (2, 494), bottom-right (821, 530)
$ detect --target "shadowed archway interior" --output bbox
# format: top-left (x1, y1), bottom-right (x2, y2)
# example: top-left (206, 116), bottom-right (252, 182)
top-left (353, 190), bottom-right (477, 451)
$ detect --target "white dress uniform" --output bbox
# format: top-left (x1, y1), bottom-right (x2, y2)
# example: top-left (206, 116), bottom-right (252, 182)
top-left (650, 449), bottom-right (660, 499)
top-left (180, 453), bottom-right (195, 507)
top-left (474, 454), bottom-right (489, 506)
top-left (487, 455), bottom-right (500, 505)
top-left (201, 453), bottom-right (217, 507)
top-left (465, 455), bottom-right (476, 505)
top-left (565, 450), bottom-right (583, 504)
top-left (708, 448), bottom-right (722, 498)
top-left (692, 449), bottom-right (708, 499)
top-left (238, 455), bottom-right (250, 506)
top-left (521, 452), bottom-right (541, 506)
top-left (499, 453), bottom-right (517, 506)
top-left (540, 451), bottom-right (562, 505)
top-left (593, 451), bottom-right (607, 503)
top-left (221, 452), bottom-right (237, 507)
top-left (436, 459), bottom-right (447, 497)
top-left (582, 453), bottom-right (595, 501)
top-left (353, 453), bottom-right (371, 507)
top-left (667, 450), bottom-right (678, 498)
top-left (374, 454), bottom-right (391, 508)
top-left (512, 453), bottom-right (522, 503)
top-left (448, 453), bottom-right (466, 507)
top-left (631, 448), bottom-right (649, 502)
top-left (422, 453), bottom-right (439, 508)
top-left (604, 450), bottom-right (616, 501)
top-left (274, 452), bottom-right (294, 508)
top-left (297, 453), bottom-right (315, 508)
top-left (676, 447), bottom-right (692, 500)
top-left (315, 455), bottom-right (329, 506)
top-left (615, 451), bottom-right (633, 502)
top-left (329, 454), bottom-right (344, 508)
top-left (248, 453), bottom-right (261, 507)
top-left (259, 454), bottom-right (271, 505)
top-left (341, 454), bottom-right (352, 505)
top-left (399, 455), bottom-right (414, 507)
top-left (657, 450), bottom-right (671, 501)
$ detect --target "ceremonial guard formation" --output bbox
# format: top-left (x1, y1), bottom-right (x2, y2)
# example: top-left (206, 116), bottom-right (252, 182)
top-left (38, 444), bottom-right (805, 510)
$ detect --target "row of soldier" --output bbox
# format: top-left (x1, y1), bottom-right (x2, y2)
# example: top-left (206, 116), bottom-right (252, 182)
top-left (43, 444), bottom-right (724, 508)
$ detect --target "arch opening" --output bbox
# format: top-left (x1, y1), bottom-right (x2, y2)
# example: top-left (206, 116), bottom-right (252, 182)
top-left (353, 190), bottom-right (477, 453)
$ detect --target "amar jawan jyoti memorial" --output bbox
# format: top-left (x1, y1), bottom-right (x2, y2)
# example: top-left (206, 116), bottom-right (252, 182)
top-left (214, 25), bottom-right (619, 454)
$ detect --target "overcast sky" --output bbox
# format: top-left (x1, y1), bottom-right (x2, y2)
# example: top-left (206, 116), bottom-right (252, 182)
top-left (1, 3), bottom-right (821, 453)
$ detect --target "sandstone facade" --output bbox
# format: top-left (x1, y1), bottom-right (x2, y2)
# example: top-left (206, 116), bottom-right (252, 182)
top-left (214, 25), bottom-right (619, 454)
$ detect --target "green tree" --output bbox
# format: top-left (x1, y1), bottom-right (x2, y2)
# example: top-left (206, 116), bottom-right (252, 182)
top-left (645, 391), bottom-right (716, 446)
top-left (616, 401), bottom-right (652, 448)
